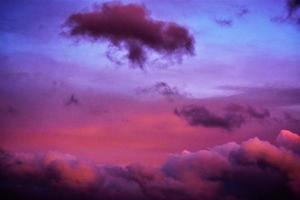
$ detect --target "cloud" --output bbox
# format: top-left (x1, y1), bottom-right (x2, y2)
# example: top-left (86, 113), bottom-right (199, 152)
top-left (0, 105), bottom-right (18, 115)
top-left (136, 82), bottom-right (183, 101)
top-left (219, 86), bottom-right (300, 107)
top-left (225, 103), bottom-right (270, 119)
top-left (174, 104), bottom-right (270, 131)
top-left (237, 8), bottom-right (250, 17)
top-left (271, 0), bottom-right (300, 25)
top-left (65, 94), bottom-right (79, 106)
top-left (288, 0), bottom-right (300, 25)
top-left (214, 18), bottom-right (233, 27)
top-left (174, 105), bottom-right (245, 131)
top-left (65, 2), bottom-right (194, 68)
top-left (1, 130), bottom-right (300, 200)
top-left (287, 0), bottom-right (300, 14)
top-left (277, 129), bottom-right (300, 154)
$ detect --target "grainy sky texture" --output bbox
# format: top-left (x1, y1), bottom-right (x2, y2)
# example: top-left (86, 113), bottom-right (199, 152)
top-left (0, 0), bottom-right (300, 199)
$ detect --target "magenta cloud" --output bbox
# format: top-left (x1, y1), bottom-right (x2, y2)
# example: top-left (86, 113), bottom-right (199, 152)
top-left (1, 130), bottom-right (300, 200)
top-left (65, 2), bottom-right (194, 68)
top-left (277, 129), bottom-right (300, 154)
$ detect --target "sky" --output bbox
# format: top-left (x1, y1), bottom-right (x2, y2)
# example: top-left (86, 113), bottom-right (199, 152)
top-left (0, 0), bottom-right (300, 199)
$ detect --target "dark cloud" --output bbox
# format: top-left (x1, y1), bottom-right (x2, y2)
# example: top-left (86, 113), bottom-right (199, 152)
top-left (287, 0), bottom-right (300, 14)
top-left (136, 82), bottom-right (183, 101)
top-left (1, 130), bottom-right (300, 200)
top-left (246, 105), bottom-right (270, 119)
top-left (65, 94), bottom-right (79, 106)
top-left (65, 2), bottom-right (194, 68)
top-left (225, 103), bottom-right (270, 119)
top-left (214, 18), bottom-right (233, 27)
top-left (274, 0), bottom-right (300, 25)
top-left (288, 0), bottom-right (300, 25)
top-left (174, 105), bottom-right (245, 131)
top-left (237, 8), bottom-right (250, 17)
top-left (175, 103), bottom-right (271, 131)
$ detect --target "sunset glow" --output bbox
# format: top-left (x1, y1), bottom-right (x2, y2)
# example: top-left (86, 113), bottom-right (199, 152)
top-left (0, 0), bottom-right (300, 199)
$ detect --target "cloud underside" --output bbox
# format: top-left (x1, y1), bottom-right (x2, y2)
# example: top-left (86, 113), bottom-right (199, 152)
top-left (1, 130), bottom-right (300, 200)
top-left (65, 2), bottom-right (194, 68)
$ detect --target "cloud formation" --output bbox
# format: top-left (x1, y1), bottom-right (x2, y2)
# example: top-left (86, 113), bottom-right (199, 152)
top-left (214, 18), bottom-right (233, 27)
top-left (136, 82), bottom-right (182, 101)
top-left (1, 130), bottom-right (300, 200)
top-left (237, 8), bottom-right (250, 17)
top-left (65, 2), bottom-right (194, 68)
top-left (277, 129), bottom-right (300, 154)
top-left (174, 104), bottom-right (270, 131)
top-left (65, 94), bottom-right (79, 106)
top-left (224, 103), bottom-right (270, 119)
top-left (220, 86), bottom-right (300, 107)
top-left (287, 0), bottom-right (300, 14)
top-left (174, 105), bottom-right (245, 130)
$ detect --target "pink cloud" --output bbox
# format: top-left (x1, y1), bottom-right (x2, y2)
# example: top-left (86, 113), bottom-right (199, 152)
top-left (1, 130), bottom-right (300, 200)
top-left (277, 129), bottom-right (300, 154)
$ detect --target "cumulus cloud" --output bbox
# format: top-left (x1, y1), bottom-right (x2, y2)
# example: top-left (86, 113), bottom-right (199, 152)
top-left (277, 129), bottom-right (300, 154)
top-left (1, 130), bottom-right (300, 200)
top-left (65, 2), bottom-right (194, 68)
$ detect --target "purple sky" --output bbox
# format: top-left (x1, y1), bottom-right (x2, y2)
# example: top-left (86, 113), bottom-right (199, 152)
top-left (1, 0), bottom-right (300, 161)
top-left (1, 0), bottom-right (300, 199)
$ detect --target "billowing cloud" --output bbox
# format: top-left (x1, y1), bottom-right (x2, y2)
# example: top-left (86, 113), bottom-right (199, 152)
top-left (277, 129), bottom-right (300, 154)
top-left (65, 2), bottom-right (194, 68)
top-left (1, 130), bottom-right (300, 200)
top-left (174, 105), bottom-right (245, 130)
